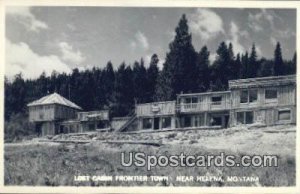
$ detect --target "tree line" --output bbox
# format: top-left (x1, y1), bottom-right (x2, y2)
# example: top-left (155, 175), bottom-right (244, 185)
top-left (5, 14), bottom-right (296, 121)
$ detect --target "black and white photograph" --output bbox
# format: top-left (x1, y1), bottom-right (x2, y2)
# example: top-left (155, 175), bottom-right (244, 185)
top-left (2, 1), bottom-right (298, 192)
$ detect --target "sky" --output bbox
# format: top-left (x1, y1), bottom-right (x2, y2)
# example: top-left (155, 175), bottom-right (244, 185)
top-left (5, 7), bottom-right (296, 79)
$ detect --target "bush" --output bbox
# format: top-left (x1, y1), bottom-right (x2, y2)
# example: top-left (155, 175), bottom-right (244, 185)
top-left (4, 112), bottom-right (35, 142)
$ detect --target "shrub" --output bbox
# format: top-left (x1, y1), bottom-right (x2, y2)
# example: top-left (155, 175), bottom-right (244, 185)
top-left (4, 112), bottom-right (35, 142)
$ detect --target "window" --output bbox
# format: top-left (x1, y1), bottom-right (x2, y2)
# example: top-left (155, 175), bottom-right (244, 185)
top-left (194, 114), bottom-right (205, 127)
top-left (185, 98), bottom-right (191, 104)
top-left (97, 121), bottom-right (105, 129)
top-left (211, 96), bottom-right (222, 105)
top-left (236, 111), bottom-right (254, 124)
top-left (265, 89), bottom-right (277, 100)
top-left (192, 97), bottom-right (198, 103)
top-left (240, 89), bottom-right (257, 103)
top-left (237, 112), bottom-right (244, 124)
top-left (211, 116), bottom-right (222, 126)
top-left (162, 117), bottom-right (171, 129)
top-left (245, 112), bottom-right (253, 124)
top-left (249, 90), bottom-right (258, 103)
top-left (184, 116), bottom-right (192, 127)
top-left (240, 90), bottom-right (248, 103)
top-left (88, 124), bottom-right (94, 131)
top-left (142, 118), bottom-right (152, 129)
top-left (278, 110), bottom-right (291, 121)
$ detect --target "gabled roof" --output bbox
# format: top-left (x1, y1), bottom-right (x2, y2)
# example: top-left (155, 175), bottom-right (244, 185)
top-left (27, 92), bottom-right (82, 110)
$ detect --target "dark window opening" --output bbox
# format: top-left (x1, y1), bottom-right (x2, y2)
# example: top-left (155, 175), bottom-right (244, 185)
top-left (143, 118), bottom-right (152, 129)
top-left (237, 112), bottom-right (244, 124)
top-left (241, 90), bottom-right (257, 103)
top-left (162, 117), bottom-right (171, 129)
top-left (154, 118), bottom-right (160, 130)
top-left (184, 116), bottom-right (192, 127)
top-left (211, 116), bottom-right (222, 126)
top-left (278, 110), bottom-right (291, 121)
top-left (237, 111), bottom-right (253, 124)
top-left (192, 97), bottom-right (198, 103)
top-left (97, 121), bottom-right (105, 129)
top-left (194, 114), bottom-right (205, 127)
top-left (185, 98), bottom-right (191, 104)
top-left (245, 112), bottom-right (253, 124)
top-left (249, 89), bottom-right (258, 103)
top-left (265, 89), bottom-right (277, 99)
top-left (211, 96), bottom-right (222, 105)
top-left (88, 124), bottom-right (94, 131)
top-left (240, 90), bottom-right (248, 103)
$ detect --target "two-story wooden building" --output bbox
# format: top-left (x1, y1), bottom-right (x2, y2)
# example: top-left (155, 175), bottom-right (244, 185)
top-left (228, 75), bottom-right (296, 126)
top-left (135, 101), bottom-right (177, 130)
top-left (28, 93), bottom-right (110, 136)
top-left (28, 75), bottom-right (296, 135)
top-left (177, 91), bottom-right (231, 128)
top-left (133, 75), bottom-right (296, 131)
top-left (27, 92), bottom-right (83, 136)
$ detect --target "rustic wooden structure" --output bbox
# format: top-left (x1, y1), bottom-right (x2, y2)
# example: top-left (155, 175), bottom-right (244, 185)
top-left (228, 75), bottom-right (296, 126)
top-left (135, 101), bottom-right (177, 130)
top-left (27, 92), bottom-right (82, 136)
top-left (29, 75), bottom-right (296, 135)
top-left (133, 75), bottom-right (296, 131)
top-left (177, 91), bottom-right (231, 128)
top-left (28, 93), bottom-right (110, 136)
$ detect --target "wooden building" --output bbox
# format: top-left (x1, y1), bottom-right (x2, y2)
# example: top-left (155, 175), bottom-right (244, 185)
top-left (228, 75), bottom-right (296, 127)
top-left (28, 75), bottom-right (296, 135)
top-left (177, 91), bottom-right (231, 128)
top-left (135, 101), bottom-right (177, 130)
top-left (27, 92), bottom-right (82, 136)
top-left (133, 75), bottom-right (296, 131)
top-left (60, 110), bottom-right (110, 133)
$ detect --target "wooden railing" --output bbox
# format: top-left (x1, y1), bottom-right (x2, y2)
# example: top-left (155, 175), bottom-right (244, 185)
top-left (178, 101), bottom-right (231, 112)
top-left (77, 110), bottom-right (109, 121)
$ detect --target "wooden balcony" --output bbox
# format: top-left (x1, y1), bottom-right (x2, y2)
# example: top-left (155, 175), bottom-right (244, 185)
top-left (178, 101), bottom-right (231, 113)
top-left (77, 110), bottom-right (109, 121)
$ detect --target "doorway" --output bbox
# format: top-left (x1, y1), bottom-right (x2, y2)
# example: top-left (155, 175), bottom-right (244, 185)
top-left (154, 117), bottom-right (160, 130)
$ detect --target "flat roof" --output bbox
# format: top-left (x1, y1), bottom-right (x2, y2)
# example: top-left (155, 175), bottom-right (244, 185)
top-left (229, 75), bottom-right (296, 89)
top-left (177, 90), bottom-right (231, 97)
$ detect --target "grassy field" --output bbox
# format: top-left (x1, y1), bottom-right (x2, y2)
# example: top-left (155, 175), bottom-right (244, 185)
top-left (4, 125), bottom-right (296, 186)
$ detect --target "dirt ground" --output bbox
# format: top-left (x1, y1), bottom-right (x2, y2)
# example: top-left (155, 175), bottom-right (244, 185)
top-left (4, 125), bottom-right (296, 186)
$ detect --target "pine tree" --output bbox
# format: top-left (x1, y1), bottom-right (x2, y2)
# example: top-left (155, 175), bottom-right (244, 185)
top-left (147, 54), bottom-right (159, 102)
top-left (210, 42), bottom-right (230, 90)
top-left (291, 52), bottom-right (296, 74)
top-left (156, 14), bottom-right (197, 100)
top-left (132, 59), bottom-right (147, 103)
top-left (241, 52), bottom-right (249, 78)
top-left (227, 42), bottom-right (236, 80)
top-left (10, 73), bottom-right (26, 114)
top-left (248, 44), bottom-right (258, 78)
top-left (274, 42), bottom-right (284, 76)
top-left (113, 63), bottom-right (135, 116)
top-left (103, 61), bottom-right (115, 108)
top-left (235, 53), bottom-right (242, 79)
top-left (196, 46), bottom-right (210, 92)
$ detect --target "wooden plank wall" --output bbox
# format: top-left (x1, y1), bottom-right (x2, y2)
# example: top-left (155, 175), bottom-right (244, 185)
top-left (136, 101), bottom-right (176, 117)
top-left (231, 85), bottom-right (295, 109)
top-left (54, 105), bottom-right (77, 120)
top-left (29, 105), bottom-right (55, 122)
